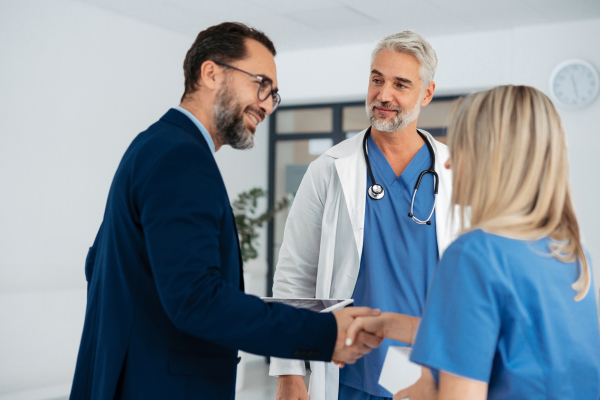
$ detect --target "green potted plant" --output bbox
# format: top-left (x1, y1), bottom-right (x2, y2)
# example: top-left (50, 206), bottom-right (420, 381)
top-left (232, 187), bottom-right (289, 263)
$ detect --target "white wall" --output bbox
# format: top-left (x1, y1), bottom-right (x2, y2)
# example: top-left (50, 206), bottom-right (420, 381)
top-left (276, 18), bottom-right (600, 295)
top-left (0, 1), bottom-right (271, 396)
top-left (215, 119), bottom-right (271, 264)
top-left (1, 1), bottom-right (599, 397)
top-left (0, 0), bottom-right (195, 396)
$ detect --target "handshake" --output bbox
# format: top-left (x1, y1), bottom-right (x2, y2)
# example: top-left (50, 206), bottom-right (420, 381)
top-left (277, 308), bottom-right (423, 400)
top-left (331, 307), bottom-right (383, 366)
top-left (330, 307), bottom-right (419, 366)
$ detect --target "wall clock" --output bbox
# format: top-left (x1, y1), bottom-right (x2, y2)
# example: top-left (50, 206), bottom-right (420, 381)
top-left (549, 59), bottom-right (599, 109)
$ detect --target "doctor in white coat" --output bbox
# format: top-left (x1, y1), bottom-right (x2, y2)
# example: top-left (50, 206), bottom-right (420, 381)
top-left (270, 31), bottom-right (459, 400)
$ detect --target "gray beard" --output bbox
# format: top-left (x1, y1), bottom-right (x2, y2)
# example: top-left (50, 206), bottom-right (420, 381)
top-left (365, 99), bottom-right (421, 133)
top-left (213, 81), bottom-right (254, 150)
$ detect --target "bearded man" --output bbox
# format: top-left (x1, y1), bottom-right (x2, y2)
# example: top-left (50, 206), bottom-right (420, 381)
top-left (270, 31), bottom-right (458, 400)
top-left (69, 22), bottom-right (382, 400)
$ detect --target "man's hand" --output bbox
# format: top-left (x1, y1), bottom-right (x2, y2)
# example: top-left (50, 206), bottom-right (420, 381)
top-left (394, 367), bottom-right (438, 400)
top-left (345, 314), bottom-right (387, 346)
top-left (276, 375), bottom-right (308, 400)
top-left (331, 307), bottom-right (382, 366)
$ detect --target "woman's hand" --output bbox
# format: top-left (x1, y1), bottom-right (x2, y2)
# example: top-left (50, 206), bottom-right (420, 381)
top-left (345, 312), bottom-right (419, 346)
top-left (394, 367), bottom-right (438, 400)
top-left (345, 314), bottom-right (387, 346)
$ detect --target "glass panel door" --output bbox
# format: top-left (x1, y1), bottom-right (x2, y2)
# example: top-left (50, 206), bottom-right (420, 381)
top-left (276, 108), bottom-right (333, 134)
top-left (417, 97), bottom-right (462, 143)
top-left (272, 140), bottom-right (331, 272)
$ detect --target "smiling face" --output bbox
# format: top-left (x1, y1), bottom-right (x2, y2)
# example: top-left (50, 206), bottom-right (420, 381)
top-left (213, 38), bottom-right (278, 149)
top-left (366, 49), bottom-right (432, 134)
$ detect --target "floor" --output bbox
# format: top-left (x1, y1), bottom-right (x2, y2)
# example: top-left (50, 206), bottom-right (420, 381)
top-left (42, 360), bottom-right (305, 400)
top-left (236, 360), bottom-right (311, 400)
top-left (236, 360), bottom-right (278, 399)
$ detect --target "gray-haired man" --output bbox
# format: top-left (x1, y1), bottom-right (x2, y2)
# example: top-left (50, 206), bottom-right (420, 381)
top-left (270, 31), bottom-right (458, 400)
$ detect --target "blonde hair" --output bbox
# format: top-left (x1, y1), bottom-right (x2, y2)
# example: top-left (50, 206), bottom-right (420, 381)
top-left (447, 85), bottom-right (589, 301)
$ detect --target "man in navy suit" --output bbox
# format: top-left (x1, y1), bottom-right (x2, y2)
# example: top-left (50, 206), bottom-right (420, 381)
top-left (70, 23), bottom-right (382, 400)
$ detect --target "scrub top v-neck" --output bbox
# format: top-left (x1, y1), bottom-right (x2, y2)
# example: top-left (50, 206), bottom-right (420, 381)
top-left (339, 134), bottom-right (439, 398)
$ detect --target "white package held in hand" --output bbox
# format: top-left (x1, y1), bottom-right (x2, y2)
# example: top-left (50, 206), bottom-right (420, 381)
top-left (378, 346), bottom-right (422, 397)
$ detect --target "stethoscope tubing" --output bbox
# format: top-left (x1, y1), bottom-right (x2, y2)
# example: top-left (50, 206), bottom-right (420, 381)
top-left (363, 127), bottom-right (438, 225)
top-left (410, 191), bottom-right (437, 225)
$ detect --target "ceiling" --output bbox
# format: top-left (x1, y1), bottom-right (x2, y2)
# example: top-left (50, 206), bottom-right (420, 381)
top-left (75, 0), bottom-right (600, 51)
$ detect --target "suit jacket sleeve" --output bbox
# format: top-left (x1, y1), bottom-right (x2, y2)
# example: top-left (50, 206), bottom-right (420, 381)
top-left (85, 222), bottom-right (103, 288)
top-left (137, 143), bottom-right (337, 360)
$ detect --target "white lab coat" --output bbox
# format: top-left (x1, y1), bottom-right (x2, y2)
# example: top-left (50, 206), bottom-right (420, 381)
top-left (269, 128), bottom-right (459, 400)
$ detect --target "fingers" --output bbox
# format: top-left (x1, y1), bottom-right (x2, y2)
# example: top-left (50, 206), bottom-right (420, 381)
top-left (331, 342), bottom-right (366, 365)
top-left (345, 317), bottom-right (366, 346)
top-left (333, 332), bottom-right (382, 365)
top-left (346, 315), bottom-right (386, 346)
top-left (332, 307), bottom-right (383, 365)
top-left (333, 345), bottom-right (363, 365)
top-left (343, 306), bottom-right (381, 318)
top-left (394, 386), bottom-right (411, 400)
top-left (356, 331), bottom-right (383, 350)
top-left (351, 332), bottom-right (383, 359)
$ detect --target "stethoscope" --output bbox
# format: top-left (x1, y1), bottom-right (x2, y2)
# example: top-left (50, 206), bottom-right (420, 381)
top-left (362, 128), bottom-right (439, 225)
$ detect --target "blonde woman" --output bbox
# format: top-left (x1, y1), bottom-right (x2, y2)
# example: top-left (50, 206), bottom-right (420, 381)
top-left (346, 85), bottom-right (600, 399)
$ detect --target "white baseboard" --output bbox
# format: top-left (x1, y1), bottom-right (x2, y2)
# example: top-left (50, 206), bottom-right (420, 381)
top-left (0, 384), bottom-right (70, 400)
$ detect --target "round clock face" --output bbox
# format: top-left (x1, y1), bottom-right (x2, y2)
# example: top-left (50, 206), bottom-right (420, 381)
top-left (549, 59), bottom-right (599, 109)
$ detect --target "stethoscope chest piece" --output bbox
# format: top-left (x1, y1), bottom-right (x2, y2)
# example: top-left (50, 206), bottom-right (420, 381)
top-left (363, 127), bottom-right (438, 225)
top-left (368, 184), bottom-right (385, 200)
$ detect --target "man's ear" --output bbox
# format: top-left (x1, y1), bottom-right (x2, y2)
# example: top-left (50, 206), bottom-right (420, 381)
top-left (420, 81), bottom-right (436, 107)
top-left (199, 60), bottom-right (220, 91)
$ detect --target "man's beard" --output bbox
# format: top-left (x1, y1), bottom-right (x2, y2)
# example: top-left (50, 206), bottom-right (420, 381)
top-left (213, 80), bottom-right (264, 150)
top-left (365, 97), bottom-right (421, 133)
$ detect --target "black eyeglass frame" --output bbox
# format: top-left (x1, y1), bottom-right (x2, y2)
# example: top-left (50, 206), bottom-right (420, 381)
top-left (213, 60), bottom-right (281, 111)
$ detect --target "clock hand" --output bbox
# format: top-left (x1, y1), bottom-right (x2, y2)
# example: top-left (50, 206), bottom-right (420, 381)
top-left (570, 74), bottom-right (579, 98)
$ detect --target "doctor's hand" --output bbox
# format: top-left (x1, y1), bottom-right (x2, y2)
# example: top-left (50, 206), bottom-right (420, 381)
top-left (276, 375), bottom-right (308, 400)
top-left (331, 307), bottom-right (382, 366)
top-left (346, 312), bottom-right (420, 347)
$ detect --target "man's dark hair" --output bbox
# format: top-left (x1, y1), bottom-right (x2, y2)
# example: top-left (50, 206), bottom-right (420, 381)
top-left (181, 22), bottom-right (276, 101)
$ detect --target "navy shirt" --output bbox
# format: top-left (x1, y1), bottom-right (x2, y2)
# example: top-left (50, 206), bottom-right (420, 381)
top-left (411, 230), bottom-right (600, 400)
top-left (339, 134), bottom-right (439, 397)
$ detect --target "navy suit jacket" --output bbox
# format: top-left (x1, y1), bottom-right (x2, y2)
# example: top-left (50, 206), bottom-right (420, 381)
top-left (70, 109), bottom-right (337, 400)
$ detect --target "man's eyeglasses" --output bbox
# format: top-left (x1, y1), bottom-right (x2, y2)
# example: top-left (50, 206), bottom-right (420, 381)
top-left (213, 61), bottom-right (281, 111)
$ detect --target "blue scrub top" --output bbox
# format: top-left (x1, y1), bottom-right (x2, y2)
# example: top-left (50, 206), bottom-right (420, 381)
top-left (339, 134), bottom-right (439, 398)
top-left (411, 229), bottom-right (600, 400)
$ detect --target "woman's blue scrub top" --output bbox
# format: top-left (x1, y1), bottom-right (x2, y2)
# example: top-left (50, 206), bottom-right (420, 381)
top-left (339, 135), bottom-right (439, 397)
top-left (411, 229), bottom-right (600, 400)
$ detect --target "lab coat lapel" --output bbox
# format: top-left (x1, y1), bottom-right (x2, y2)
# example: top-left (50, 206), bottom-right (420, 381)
top-left (331, 130), bottom-right (368, 263)
top-left (330, 129), bottom-right (455, 261)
